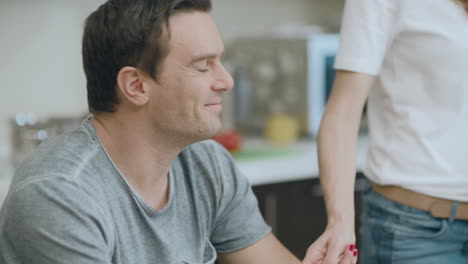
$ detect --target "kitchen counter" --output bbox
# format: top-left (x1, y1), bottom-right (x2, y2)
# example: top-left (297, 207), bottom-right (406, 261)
top-left (236, 136), bottom-right (368, 186)
top-left (0, 136), bottom-right (369, 205)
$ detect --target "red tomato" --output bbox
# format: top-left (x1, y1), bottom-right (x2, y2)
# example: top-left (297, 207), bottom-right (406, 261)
top-left (212, 130), bottom-right (242, 152)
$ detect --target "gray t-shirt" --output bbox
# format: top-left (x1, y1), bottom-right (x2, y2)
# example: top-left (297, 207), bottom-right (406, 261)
top-left (0, 120), bottom-right (271, 264)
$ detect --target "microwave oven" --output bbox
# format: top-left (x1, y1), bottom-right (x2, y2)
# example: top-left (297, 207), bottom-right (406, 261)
top-left (224, 34), bottom-right (340, 137)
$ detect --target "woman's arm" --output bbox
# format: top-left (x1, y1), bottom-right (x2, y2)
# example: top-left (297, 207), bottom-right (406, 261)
top-left (303, 70), bottom-right (374, 264)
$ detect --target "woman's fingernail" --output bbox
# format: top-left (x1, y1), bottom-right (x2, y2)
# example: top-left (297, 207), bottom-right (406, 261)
top-left (349, 244), bottom-right (355, 251)
top-left (353, 249), bottom-right (358, 257)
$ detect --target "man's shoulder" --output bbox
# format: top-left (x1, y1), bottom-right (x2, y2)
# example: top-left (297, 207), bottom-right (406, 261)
top-left (13, 126), bottom-right (99, 183)
top-left (0, 169), bottom-right (113, 263)
top-left (1, 126), bottom-right (111, 228)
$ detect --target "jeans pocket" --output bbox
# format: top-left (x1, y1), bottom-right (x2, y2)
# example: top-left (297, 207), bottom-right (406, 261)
top-left (362, 189), bottom-right (449, 240)
top-left (391, 211), bottom-right (449, 240)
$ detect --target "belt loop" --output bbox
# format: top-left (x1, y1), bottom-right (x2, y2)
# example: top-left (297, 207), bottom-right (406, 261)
top-left (449, 201), bottom-right (459, 222)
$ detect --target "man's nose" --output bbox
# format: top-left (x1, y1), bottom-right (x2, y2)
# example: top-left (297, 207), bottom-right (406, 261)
top-left (212, 62), bottom-right (234, 92)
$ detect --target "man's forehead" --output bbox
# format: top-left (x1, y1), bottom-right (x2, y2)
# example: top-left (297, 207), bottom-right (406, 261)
top-left (166, 11), bottom-right (223, 57)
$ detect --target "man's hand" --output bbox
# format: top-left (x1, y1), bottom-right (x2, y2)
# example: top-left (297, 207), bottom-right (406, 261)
top-left (302, 222), bottom-right (357, 264)
top-left (217, 233), bottom-right (301, 264)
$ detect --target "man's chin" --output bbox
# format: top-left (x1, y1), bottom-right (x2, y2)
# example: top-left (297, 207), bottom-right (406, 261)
top-left (204, 125), bottom-right (222, 140)
top-left (191, 121), bottom-right (222, 142)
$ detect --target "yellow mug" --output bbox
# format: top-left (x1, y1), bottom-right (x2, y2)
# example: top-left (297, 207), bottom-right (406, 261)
top-left (264, 114), bottom-right (299, 145)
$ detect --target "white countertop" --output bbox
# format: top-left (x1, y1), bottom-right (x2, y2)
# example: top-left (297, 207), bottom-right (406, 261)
top-left (236, 136), bottom-right (368, 186)
top-left (0, 137), bottom-right (369, 205)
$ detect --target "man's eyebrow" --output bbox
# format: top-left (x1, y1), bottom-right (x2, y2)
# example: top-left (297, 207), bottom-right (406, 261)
top-left (190, 53), bottom-right (217, 64)
top-left (189, 51), bottom-right (225, 64)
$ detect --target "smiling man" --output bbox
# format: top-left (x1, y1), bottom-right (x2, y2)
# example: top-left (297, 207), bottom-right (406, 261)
top-left (0, 0), bottom-right (326, 263)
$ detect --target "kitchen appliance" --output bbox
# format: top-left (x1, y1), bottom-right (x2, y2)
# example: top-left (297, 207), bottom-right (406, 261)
top-left (224, 33), bottom-right (340, 137)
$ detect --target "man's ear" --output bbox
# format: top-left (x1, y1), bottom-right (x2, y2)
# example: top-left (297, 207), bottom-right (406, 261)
top-left (116, 66), bottom-right (149, 106)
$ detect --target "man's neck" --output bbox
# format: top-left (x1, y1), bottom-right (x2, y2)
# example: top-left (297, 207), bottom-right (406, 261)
top-left (89, 113), bottom-right (183, 210)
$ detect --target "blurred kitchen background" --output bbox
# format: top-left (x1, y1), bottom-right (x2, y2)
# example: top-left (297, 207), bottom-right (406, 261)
top-left (0, 0), bottom-right (345, 156)
top-left (0, 0), bottom-right (371, 259)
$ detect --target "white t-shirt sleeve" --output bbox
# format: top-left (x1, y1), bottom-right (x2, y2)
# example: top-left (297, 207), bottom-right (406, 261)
top-left (334, 0), bottom-right (400, 75)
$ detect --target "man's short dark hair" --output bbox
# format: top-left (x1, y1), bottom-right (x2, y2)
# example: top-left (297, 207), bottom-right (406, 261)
top-left (82, 0), bottom-right (212, 113)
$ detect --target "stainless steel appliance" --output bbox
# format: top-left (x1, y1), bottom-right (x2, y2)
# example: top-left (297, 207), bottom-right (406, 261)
top-left (224, 34), bottom-right (340, 137)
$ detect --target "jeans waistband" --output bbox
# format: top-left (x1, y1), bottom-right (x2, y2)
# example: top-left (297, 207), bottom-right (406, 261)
top-left (371, 183), bottom-right (468, 221)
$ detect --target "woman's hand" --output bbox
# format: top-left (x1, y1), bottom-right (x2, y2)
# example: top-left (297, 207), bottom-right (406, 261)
top-left (302, 221), bottom-right (357, 264)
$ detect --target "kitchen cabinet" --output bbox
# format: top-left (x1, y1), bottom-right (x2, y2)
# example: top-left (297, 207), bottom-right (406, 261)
top-left (231, 136), bottom-right (369, 259)
top-left (252, 173), bottom-right (368, 259)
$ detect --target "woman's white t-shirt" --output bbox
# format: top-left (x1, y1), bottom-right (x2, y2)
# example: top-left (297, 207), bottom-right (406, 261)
top-left (334, 0), bottom-right (468, 201)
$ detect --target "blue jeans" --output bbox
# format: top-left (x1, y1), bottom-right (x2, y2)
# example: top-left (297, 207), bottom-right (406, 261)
top-left (358, 187), bottom-right (468, 264)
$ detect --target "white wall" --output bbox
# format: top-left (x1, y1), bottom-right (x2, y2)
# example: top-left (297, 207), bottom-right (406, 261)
top-left (213, 0), bottom-right (344, 41)
top-left (0, 0), bottom-right (343, 153)
top-left (0, 0), bottom-right (106, 153)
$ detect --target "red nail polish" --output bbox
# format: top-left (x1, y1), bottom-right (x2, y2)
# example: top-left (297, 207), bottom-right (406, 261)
top-left (349, 244), bottom-right (355, 251)
top-left (353, 249), bottom-right (358, 257)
